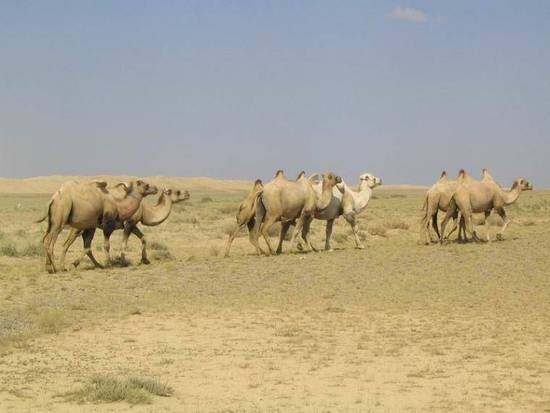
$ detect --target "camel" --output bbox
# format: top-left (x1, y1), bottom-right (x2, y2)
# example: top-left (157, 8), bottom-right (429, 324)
top-left (440, 170), bottom-right (533, 242)
top-left (38, 179), bottom-right (158, 273)
top-left (119, 187), bottom-right (190, 264)
top-left (310, 173), bottom-right (382, 250)
top-left (223, 179), bottom-right (270, 257)
top-left (250, 170), bottom-right (341, 256)
top-left (62, 187), bottom-right (190, 266)
top-left (420, 170), bottom-right (477, 244)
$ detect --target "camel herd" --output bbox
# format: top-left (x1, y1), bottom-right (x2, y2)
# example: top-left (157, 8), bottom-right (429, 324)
top-left (36, 169), bottom-right (532, 273)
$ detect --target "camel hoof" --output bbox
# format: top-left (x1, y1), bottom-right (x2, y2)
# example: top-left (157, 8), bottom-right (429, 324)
top-left (356, 245), bottom-right (365, 250)
top-left (141, 258), bottom-right (151, 265)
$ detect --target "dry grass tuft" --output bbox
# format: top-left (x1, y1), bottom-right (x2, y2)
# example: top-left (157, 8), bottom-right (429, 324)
top-left (208, 245), bottom-right (221, 257)
top-left (385, 220), bottom-right (410, 230)
top-left (61, 375), bottom-right (173, 405)
top-left (368, 225), bottom-right (388, 237)
top-left (38, 309), bottom-right (65, 334)
top-left (0, 242), bottom-right (18, 257)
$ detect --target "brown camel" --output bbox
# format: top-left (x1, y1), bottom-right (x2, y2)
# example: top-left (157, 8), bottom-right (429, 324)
top-left (250, 170), bottom-right (341, 256)
top-left (440, 170), bottom-right (533, 242)
top-left (38, 180), bottom-right (158, 273)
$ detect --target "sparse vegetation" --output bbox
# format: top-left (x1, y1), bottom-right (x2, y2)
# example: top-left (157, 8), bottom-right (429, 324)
top-left (0, 242), bottom-right (18, 257)
top-left (61, 375), bottom-right (173, 405)
top-left (0, 187), bottom-right (548, 412)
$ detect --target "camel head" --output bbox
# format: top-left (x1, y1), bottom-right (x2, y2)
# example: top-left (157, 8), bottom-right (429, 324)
top-left (359, 173), bottom-right (382, 189)
top-left (322, 172), bottom-right (342, 187)
top-left (129, 180), bottom-right (158, 197)
top-left (163, 188), bottom-right (190, 203)
top-left (512, 178), bottom-right (533, 192)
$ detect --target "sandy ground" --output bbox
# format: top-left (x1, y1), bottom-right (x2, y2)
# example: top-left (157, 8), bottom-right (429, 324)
top-left (0, 182), bottom-right (549, 412)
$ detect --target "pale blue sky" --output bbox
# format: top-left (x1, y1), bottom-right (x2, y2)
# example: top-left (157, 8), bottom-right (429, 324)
top-left (1, 1), bottom-right (549, 185)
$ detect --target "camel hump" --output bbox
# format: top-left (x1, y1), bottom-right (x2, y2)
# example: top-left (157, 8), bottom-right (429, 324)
top-left (91, 180), bottom-right (108, 189)
top-left (308, 173), bottom-right (323, 184)
top-left (482, 168), bottom-right (494, 180)
top-left (440, 171), bottom-right (447, 179)
top-left (457, 169), bottom-right (468, 180)
top-left (252, 179), bottom-right (263, 191)
top-left (296, 171), bottom-right (306, 180)
top-left (275, 170), bottom-right (285, 178)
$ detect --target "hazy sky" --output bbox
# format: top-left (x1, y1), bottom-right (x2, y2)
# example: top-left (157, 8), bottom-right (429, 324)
top-left (1, 1), bottom-right (549, 185)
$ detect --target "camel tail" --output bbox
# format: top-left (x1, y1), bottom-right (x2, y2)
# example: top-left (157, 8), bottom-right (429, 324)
top-left (39, 198), bottom-right (54, 242)
top-left (254, 191), bottom-right (265, 220)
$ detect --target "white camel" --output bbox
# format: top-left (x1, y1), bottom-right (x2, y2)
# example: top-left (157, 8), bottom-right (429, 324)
top-left (310, 173), bottom-right (382, 250)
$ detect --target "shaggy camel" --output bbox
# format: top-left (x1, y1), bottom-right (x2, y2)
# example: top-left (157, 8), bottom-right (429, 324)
top-left (38, 180), bottom-right (157, 273)
top-left (223, 179), bottom-right (271, 257)
top-left (440, 170), bottom-right (533, 242)
top-left (310, 173), bottom-right (382, 250)
top-left (250, 170), bottom-right (341, 255)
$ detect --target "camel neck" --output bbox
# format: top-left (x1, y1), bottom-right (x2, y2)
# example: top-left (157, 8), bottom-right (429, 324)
top-left (142, 193), bottom-right (173, 226)
top-left (117, 193), bottom-right (143, 221)
top-left (502, 184), bottom-right (521, 206)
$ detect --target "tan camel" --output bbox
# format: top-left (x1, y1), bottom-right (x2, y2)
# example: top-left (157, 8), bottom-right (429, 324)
top-left (250, 170), bottom-right (341, 255)
top-left (38, 180), bottom-right (158, 273)
top-left (310, 173), bottom-right (382, 250)
top-left (440, 170), bottom-right (533, 242)
top-left (120, 188), bottom-right (190, 264)
top-left (223, 179), bottom-right (271, 257)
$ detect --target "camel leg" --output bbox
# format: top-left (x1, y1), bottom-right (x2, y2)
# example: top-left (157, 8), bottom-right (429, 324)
top-left (257, 214), bottom-right (277, 256)
top-left (484, 211), bottom-right (492, 242)
top-left (59, 228), bottom-right (82, 272)
top-left (73, 229), bottom-right (103, 269)
top-left (275, 221), bottom-right (292, 254)
top-left (325, 219), bottom-right (335, 251)
top-left (439, 207), bottom-right (455, 244)
top-left (103, 230), bottom-right (114, 267)
top-left (344, 214), bottom-right (364, 249)
top-left (301, 215), bottom-right (316, 252)
top-left (121, 222), bottom-right (142, 264)
top-left (495, 208), bottom-right (510, 241)
top-left (462, 212), bottom-right (480, 242)
top-left (430, 210), bottom-right (440, 242)
top-left (43, 228), bottom-right (61, 274)
top-left (289, 217), bottom-right (305, 253)
top-left (127, 226), bottom-right (149, 264)
top-left (250, 202), bottom-right (271, 256)
top-left (224, 223), bottom-right (244, 258)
